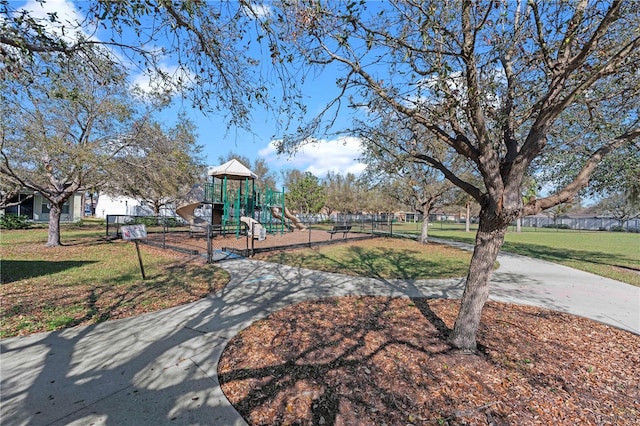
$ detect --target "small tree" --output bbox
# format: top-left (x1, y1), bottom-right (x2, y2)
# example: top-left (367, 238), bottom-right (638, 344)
top-left (364, 165), bottom-right (453, 243)
top-left (543, 203), bottom-right (574, 228)
top-left (107, 116), bottom-right (205, 215)
top-left (595, 193), bottom-right (640, 228)
top-left (1, 49), bottom-right (141, 246)
top-left (284, 170), bottom-right (326, 215)
top-left (322, 172), bottom-right (362, 217)
top-left (361, 181), bottom-right (402, 219)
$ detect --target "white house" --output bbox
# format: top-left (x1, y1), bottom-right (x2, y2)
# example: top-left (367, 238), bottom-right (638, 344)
top-left (94, 194), bottom-right (153, 218)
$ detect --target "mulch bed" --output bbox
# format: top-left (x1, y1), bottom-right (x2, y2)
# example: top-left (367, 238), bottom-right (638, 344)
top-left (218, 297), bottom-right (640, 425)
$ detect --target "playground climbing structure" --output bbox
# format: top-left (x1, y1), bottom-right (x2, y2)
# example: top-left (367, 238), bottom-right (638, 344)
top-left (176, 159), bottom-right (305, 239)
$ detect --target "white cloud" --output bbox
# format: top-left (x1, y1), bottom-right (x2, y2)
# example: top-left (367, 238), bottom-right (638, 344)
top-left (19, 0), bottom-right (97, 43)
top-left (244, 3), bottom-right (272, 18)
top-left (131, 64), bottom-right (195, 97)
top-left (258, 136), bottom-right (367, 177)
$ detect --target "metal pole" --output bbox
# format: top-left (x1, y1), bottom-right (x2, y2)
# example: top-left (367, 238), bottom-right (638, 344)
top-left (251, 222), bottom-right (255, 256)
top-left (207, 224), bottom-right (212, 263)
top-left (134, 240), bottom-right (146, 280)
top-left (163, 218), bottom-right (166, 248)
top-left (246, 222), bottom-right (250, 257)
top-left (281, 187), bottom-right (286, 235)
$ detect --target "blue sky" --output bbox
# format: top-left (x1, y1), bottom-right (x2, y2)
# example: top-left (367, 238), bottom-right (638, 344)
top-left (13, 0), bottom-right (368, 183)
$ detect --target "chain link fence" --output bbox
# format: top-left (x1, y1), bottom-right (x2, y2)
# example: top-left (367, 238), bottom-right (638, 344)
top-left (519, 216), bottom-right (639, 231)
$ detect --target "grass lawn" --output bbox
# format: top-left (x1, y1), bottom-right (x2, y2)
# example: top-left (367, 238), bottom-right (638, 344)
top-left (253, 237), bottom-right (473, 280)
top-left (2, 221), bottom-right (636, 339)
top-left (0, 225), bottom-right (229, 338)
top-left (392, 222), bottom-right (640, 286)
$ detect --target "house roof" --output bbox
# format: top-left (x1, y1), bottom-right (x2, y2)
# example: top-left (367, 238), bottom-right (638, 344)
top-left (208, 159), bottom-right (257, 180)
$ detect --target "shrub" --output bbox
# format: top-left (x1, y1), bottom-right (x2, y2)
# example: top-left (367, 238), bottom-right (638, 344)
top-left (131, 216), bottom-right (160, 227)
top-left (162, 217), bottom-right (180, 227)
top-left (610, 226), bottom-right (639, 233)
top-left (130, 216), bottom-right (181, 228)
top-left (0, 214), bottom-right (31, 230)
top-left (542, 223), bottom-right (571, 229)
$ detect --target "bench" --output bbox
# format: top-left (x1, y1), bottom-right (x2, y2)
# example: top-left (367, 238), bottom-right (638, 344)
top-left (327, 224), bottom-right (352, 239)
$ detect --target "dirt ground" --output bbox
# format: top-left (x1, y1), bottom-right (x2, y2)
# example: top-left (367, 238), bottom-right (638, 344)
top-left (144, 227), bottom-right (375, 258)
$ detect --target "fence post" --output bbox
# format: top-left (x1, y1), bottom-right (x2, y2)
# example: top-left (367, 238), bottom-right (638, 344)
top-left (162, 217), bottom-right (167, 248)
top-left (207, 224), bottom-right (212, 264)
top-left (251, 222), bottom-right (255, 257)
top-left (308, 221), bottom-right (311, 247)
top-left (246, 224), bottom-right (249, 257)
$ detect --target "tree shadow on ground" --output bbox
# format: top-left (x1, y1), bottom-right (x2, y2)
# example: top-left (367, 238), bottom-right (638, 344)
top-left (0, 260), bottom-right (97, 284)
top-left (218, 295), bottom-right (640, 425)
top-left (218, 297), bottom-right (458, 425)
top-left (500, 241), bottom-right (630, 268)
top-left (277, 245), bottom-right (470, 281)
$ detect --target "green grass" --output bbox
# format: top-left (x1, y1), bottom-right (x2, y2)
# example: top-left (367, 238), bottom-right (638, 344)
top-left (2, 221), bottom-right (637, 338)
top-left (392, 222), bottom-right (640, 286)
top-left (0, 225), bottom-right (229, 338)
top-left (256, 238), bottom-right (473, 280)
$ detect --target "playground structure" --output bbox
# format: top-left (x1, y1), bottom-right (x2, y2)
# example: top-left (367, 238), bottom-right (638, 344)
top-left (176, 159), bottom-right (306, 239)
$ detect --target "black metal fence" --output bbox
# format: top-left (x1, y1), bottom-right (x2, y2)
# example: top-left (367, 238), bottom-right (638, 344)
top-left (105, 214), bottom-right (184, 237)
top-left (106, 215), bottom-right (399, 263)
top-left (107, 212), bottom-right (640, 263)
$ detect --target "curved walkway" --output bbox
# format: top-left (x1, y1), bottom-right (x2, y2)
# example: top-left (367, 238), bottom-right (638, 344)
top-left (1, 244), bottom-right (639, 425)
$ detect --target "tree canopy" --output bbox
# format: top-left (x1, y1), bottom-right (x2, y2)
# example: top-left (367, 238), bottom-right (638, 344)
top-left (1, 0), bottom-right (292, 245)
top-left (0, 0), bottom-right (291, 128)
top-left (283, 170), bottom-right (326, 215)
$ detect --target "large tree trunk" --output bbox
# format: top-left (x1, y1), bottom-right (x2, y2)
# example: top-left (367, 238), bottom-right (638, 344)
top-left (46, 203), bottom-right (62, 247)
top-left (448, 207), bottom-right (509, 351)
top-left (419, 202), bottom-right (431, 244)
top-left (420, 215), bottom-right (429, 243)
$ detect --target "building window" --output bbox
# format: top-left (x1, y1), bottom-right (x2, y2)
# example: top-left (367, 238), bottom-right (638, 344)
top-left (41, 201), bottom-right (70, 214)
top-left (6, 194), bottom-right (34, 219)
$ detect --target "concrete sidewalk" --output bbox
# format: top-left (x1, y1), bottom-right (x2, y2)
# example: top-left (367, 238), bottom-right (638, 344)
top-left (2, 247), bottom-right (639, 425)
